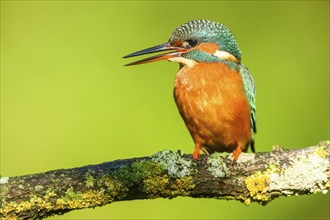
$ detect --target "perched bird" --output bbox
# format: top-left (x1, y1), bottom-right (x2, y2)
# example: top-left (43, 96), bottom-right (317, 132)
top-left (124, 19), bottom-right (256, 160)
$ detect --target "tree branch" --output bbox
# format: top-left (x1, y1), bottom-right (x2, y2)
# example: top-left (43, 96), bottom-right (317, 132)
top-left (1, 141), bottom-right (329, 219)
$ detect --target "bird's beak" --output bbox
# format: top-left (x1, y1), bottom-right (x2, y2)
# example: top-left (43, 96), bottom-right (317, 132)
top-left (123, 43), bottom-right (184, 66)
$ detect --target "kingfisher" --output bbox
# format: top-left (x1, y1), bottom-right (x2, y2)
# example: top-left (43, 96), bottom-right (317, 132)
top-left (123, 19), bottom-right (256, 160)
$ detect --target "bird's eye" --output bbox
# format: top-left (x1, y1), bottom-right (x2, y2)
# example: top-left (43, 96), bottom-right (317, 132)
top-left (182, 39), bottom-right (198, 48)
top-left (186, 39), bottom-right (198, 47)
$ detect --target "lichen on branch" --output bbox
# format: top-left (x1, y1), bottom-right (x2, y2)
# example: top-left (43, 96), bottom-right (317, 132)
top-left (1, 141), bottom-right (329, 219)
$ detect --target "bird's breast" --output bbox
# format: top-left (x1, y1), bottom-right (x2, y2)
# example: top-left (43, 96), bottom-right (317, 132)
top-left (174, 62), bottom-right (252, 152)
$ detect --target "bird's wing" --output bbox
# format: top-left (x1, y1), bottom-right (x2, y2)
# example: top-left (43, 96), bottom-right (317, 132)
top-left (238, 64), bottom-right (257, 134)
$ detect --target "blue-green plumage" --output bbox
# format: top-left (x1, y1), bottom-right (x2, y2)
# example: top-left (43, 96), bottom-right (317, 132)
top-left (238, 64), bottom-right (257, 152)
top-left (124, 19), bottom-right (257, 159)
top-left (170, 19), bottom-right (242, 62)
top-left (169, 19), bottom-right (257, 152)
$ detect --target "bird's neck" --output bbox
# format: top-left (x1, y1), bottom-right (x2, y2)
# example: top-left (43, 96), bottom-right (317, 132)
top-left (182, 49), bottom-right (240, 65)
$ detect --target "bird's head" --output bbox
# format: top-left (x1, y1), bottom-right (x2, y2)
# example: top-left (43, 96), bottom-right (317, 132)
top-left (124, 19), bottom-right (242, 67)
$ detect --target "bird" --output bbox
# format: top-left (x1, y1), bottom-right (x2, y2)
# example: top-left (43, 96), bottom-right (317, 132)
top-left (123, 19), bottom-right (256, 161)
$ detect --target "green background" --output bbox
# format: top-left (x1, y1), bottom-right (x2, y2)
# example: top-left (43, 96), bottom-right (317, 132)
top-left (1, 1), bottom-right (329, 219)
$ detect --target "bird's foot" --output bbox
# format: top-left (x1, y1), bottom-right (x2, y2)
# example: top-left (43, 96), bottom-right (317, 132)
top-left (193, 143), bottom-right (201, 159)
top-left (233, 145), bottom-right (242, 161)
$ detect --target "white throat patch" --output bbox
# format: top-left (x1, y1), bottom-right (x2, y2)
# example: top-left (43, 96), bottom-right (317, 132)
top-left (213, 50), bottom-right (238, 63)
top-left (168, 57), bottom-right (197, 68)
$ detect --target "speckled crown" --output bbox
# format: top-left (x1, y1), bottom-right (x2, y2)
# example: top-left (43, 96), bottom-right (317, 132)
top-left (169, 19), bottom-right (242, 61)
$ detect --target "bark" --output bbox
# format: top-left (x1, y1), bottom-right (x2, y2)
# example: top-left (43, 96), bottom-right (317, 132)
top-left (1, 141), bottom-right (329, 219)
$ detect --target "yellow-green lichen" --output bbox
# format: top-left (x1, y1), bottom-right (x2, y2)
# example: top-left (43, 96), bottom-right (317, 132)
top-left (325, 180), bottom-right (330, 189)
top-left (0, 185), bottom-right (9, 199)
top-left (110, 160), bottom-right (167, 199)
top-left (110, 157), bottom-right (196, 198)
top-left (0, 192), bottom-right (59, 218)
top-left (314, 145), bottom-right (328, 158)
top-left (64, 189), bottom-right (108, 208)
top-left (65, 186), bottom-right (82, 200)
top-left (85, 173), bottom-right (95, 188)
top-left (245, 170), bottom-right (271, 203)
top-left (244, 198), bottom-right (251, 206)
top-left (143, 174), bottom-right (169, 197)
top-left (268, 164), bottom-right (277, 170)
top-left (144, 174), bottom-right (195, 198)
top-left (0, 160), bottom-right (178, 218)
top-left (169, 176), bottom-right (195, 196)
top-left (97, 174), bottom-right (119, 195)
top-left (56, 187), bottom-right (117, 210)
top-left (43, 191), bottom-right (57, 200)
top-left (112, 160), bottom-right (162, 187)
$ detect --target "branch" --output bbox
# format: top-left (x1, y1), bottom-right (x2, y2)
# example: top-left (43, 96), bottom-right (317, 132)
top-left (1, 141), bottom-right (329, 219)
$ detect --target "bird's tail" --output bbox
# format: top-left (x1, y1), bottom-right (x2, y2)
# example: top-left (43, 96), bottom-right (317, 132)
top-left (250, 138), bottom-right (256, 153)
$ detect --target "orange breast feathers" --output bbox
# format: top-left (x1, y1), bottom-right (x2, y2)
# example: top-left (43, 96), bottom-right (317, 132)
top-left (174, 62), bottom-right (252, 153)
